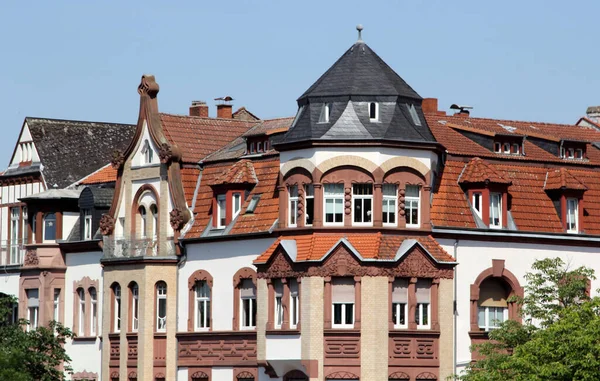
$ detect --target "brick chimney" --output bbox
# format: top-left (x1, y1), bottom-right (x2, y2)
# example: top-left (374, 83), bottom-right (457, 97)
top-left (189, 101), bottom-right (208, 117)
top-left (586, 106), bottom-right (600, 123)
top-left (422, 98), bottom-right (439, 114)
top-left (217, 104), bottom-right (233, 119)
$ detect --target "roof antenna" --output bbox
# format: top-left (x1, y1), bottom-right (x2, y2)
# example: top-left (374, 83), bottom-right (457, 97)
top-left (356, 24), bottom-right (364, 43)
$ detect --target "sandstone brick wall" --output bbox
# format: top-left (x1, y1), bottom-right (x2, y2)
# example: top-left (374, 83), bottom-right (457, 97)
top-left (360, 276), bottom-right (389, 381)
top-left (256, 278), bottom-right (268, 360)
top-left (438, 278), bottom-right (455, 380)
top-left (301, 277), bottom-right (324, 381)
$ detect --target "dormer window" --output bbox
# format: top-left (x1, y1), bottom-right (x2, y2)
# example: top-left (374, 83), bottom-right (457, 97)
top-left (575, 149), bottom-right (583, 159)
top-left (561, 142), bottom-right (586, 160)
top-left (264, 140), bottom-right (270, 151)
top-left (512, 143), bottom-right (519, 154)
top-left (233, 193), bottom-right (242, 219)
top-left (369, 102), bottom-right (379, 121)
top-left (319, 103), bottom-right (332, 123)
top-left (249, 142), bottom-right (255, 154)
top-left (407, 104), bottom-right (422, 126)
top-left (494, 139), bottom-right (522, 155)
top-left (257, 142), bottom-right (263, 153)
top-left (489, 193), bottom-right (502, 228)
top-left (83, 209), bottom-right (92, 240)
top-left (472, 192), bottom-right (482, 219)
top-left (494, 142), bottom-right (501, 153)
top-left (567, 198), bottom-right (578, 233)
top-left (503, 143), bottom-right (510, 154)
top-left (217, 194), bottom-right (226, 228)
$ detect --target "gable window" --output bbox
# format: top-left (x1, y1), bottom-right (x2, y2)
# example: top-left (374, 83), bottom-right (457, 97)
top-left (77, 288), bottom-right (86, 336)
top-left (392, 278), bottom-right (408, 328)
top-left (332, 278), bottom-right (355, 328)
top-left (472, 192), bottom-right (482, 219)
top-left (90, 287), bottom-right (97, 336)
top-left (352, 183), bottom-right (373, 225)
top-left (305, 185), bottom-right (314, 226)
top-left (26, 289), bottom-right (39, 331)
top-left (416, 279), bottom-right (431, 329)
top-left (195, 280), bottom-right (211, 330)
top-left (319, 103), bottom-right (332, 123)
top-left (139, 206), bottom-right (147, 238)
top-left (478, 278), bottom-right (508, 331)
top-left (369, 102), bottom-right (379, 121)
top-left (382, 184), bottom-right (397, 226)
top-left (112, 284), bottom-right (121, 333)
top-left (274, 280), bottom-right (284, 328)
top-left (83, 209), bottom-right (92, 240)
top-left (324, 184), bottom-right (344, 225)
top-left (10, 208), bottom-right (19, 264)
top-left (405, 185), bottom-right (420, 227)
top-left (290, 279), bottom-right (299, 328)
top-left (567, 198), bottom-right (578, 233)
top-left (142, 139), bottom-right (154, 164)
top-left (233, 193), bottom-right (242, 219)
top-left (489, 193), bottom-right (502, 228)
top-left (156, 282), bottom-right (167, 332)
top-left (240, 279), bottom-right (257, 329)
top-left (288, 185), bottom-right (298, 227)
top-left (494, 142), bottom-right (501, 153)
top-left (53, 289), bottom-right (60, 322)
top-left (43, 213), bottom-right (56, 242)
top-left (217, 194), bottom-right (226, 228)
top-left (131, 283), bottom-right (139, 332)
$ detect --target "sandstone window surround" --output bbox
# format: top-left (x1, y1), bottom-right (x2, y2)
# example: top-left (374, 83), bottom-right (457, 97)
top-left (110, 282), bottom-right (121, 333)
top-left (266, 277), bottom-right (301, 331)
top-left (388, 277), bottom-right (440, 331)
top-left (155, 281), bottom-right (167, 332)
top-left (233, 267), bottom-right (257, 331)
top-left (128, 282), bottom-right (139, 332)
top-left (73, 277), bottom-right (99, 338)
top-left (187, 269), bottom-right (213, 332)
top-left (324, 276), bottom-right (361, 330)
top-left (131, 184), bottom-right (160, 242)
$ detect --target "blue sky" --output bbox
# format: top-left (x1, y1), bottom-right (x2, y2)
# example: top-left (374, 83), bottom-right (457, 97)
top-left (1, 1), bottom-right (599, 165)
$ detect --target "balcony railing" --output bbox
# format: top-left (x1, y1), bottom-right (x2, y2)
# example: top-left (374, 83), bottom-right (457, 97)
top-left (102, 237), bottom-right (176, 259)
top-left (0, 239), bottom-right (26, 266)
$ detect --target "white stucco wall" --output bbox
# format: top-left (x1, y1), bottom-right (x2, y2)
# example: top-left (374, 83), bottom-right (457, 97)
top-left (0, 272), bottom-right (20, 298)
top-left (63, 212), bottom-right (79, 239)
top-left (438, 237), bottom-right (600, 370)
top-left (266, 335), bottom-right (302, 359)
top-left (64, 251), bottom-right (104, 379)
top-left (212, 367), bottom-right (233, 381)
top-left (178, 238), bottom-right (275, 332)
top-left (131, 121), bottom-right (159, 168)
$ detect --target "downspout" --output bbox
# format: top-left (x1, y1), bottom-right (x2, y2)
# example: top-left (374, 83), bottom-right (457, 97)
top-left (453, 239), bottom-right (459, 377)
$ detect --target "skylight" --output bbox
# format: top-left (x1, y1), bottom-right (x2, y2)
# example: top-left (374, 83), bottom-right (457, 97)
top-left (246, 196), bottom-right (261, 214)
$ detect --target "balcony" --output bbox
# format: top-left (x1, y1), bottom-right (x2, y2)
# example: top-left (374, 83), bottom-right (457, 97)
top-left (0, 239), bottom-right (25, 266)
top-left (102, 237), bottom-right (176, 259)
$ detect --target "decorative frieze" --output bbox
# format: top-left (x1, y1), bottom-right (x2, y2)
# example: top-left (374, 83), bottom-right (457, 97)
top-left (177, 332), bottom-right (257, 367)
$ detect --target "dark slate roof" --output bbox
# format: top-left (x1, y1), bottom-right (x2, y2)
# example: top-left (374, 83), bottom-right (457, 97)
top-left (87, 187), bottom-right (115, 208)
top-left (25, 117), bottom-right (135, 188)
top-left (298, 42), bottom-right (421, 101)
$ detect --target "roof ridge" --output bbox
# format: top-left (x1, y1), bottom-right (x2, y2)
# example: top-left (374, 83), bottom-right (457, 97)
top-left (26, 116), bottom-right (134, 126)
top-left (159, 112), bottom-right (258, 124)
top-left (428, 113), bottom-right (583, 129)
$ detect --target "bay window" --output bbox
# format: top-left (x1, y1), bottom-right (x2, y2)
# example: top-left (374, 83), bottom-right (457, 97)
top-left (382, 184), bottom-right (397, 225)
top-left (217, 194), bottom-right (226, 228)
top-left (415, 279), bottom-right (431, 329)
top-left (290, 279), bottom-right (299, 328)
top-left (332, 278), bottom-right (354, 328)
top-left (391, 278), bottom-right (408, 328)
top-left (274, 280), bottom-right (284, 328)
top-left (405, 185), bottom-right (420, 227)
top-left (352, 183), bottom-right (373, 225)
top-left (26, 289), bottom-right (39, 331)
top-left (240, 279), bottom-right (257, 329)
top-left (324, 184), bottom-right (344, 225)
top-left (195, 280), bottom-right (210, 330)
top-left (305, 185), bottom-right (314, 226)
top-left (156, 282), bottom-right (167, 332)
top-left (567, 198), bottom-right (578, 233)
top-left (288, 185), bottom-right (298, 227)
top-left (489, 193), bottom-right (502, 228)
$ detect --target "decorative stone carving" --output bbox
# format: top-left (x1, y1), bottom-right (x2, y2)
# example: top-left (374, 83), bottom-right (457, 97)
top-left (325, 371), bottom-right (360, 379)
top-left (191, 370), bottom-right (209, 379)
top-left (188, 269), bottom-right (214, 289)
top-left (110, 371), bottom-right (119, 378)
top-left (23, 249), bottom-right (38, 266)
top-left (389, 332), bottom-right (439, 367)
top-left (128, 371), bottom-right (138, 378)
top-left (236, 371), bottom-right (255, 379)
top-left (111, 149), bottom-right (125, 169)
top-left (72, 370), bottom-right (98, 380)
top-left (389, 371), bottom-right (410, 380)
top-left (99, 214), bottom-right (115, 236)
top-left (158, 142), bottom-right (173, 164)
top-left (416, 372), bottom-right (438, 380)
top-left (137, 74), bottom-right (160, 97)
top-left (170, 208), bottom-right (185, 231)
top-left (177, 333), bottom-right (257, 366)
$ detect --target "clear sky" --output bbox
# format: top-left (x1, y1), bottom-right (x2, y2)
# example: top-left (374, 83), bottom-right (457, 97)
top-left (1, 0), bottom-right (599, 165)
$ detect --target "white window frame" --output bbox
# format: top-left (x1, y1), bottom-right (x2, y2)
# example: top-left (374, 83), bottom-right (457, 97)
top-left (233, 193), bottom-right (242, 219)
top-left (324, 184), bottom-right (344, 226)
top-left (566, 198), bottom-right (579, 233)
top-left (139, 206), bottom-right (147, 238)
top-left (304, 184), bottom-right (314, 226)
top-left (478, 306), bottom-right (508, 331)
top-left (416, 302), bottom-right (431, 329)
top-left (83, 209), bottom-right (93, 240)
top-left (575, 148), bottom-right (583, 159)
top-left (489, 193), bottom-right (502, 229)
top-left (560, 146), bottom-right (566, 158)
top-left (53, 289), bottom-right (60, 322)
top-left (503, 143), bottom-right (510, 154)
top-left (90, 288), bottom-right (97, 336)
top-left (288, 185), bottom-right (298, 227)
top-left (404, 185), bottom-right (421, 228)
top-left (22, 207), bottom-right (28, 248)
top-left (195, 280), bottom-right (210, 331)
top-left (249, 142), bottom-right (255, 154)
top-left (131, 284), bottom-right (139, 332)
top-left (352, 183), bottom-right (373, 226)
top-left (217, 194), bottom-right (226, 229)
top-left (568, 148), bottom-right (575, 159)
top-left (113, 285), bottom-right (121, 333)
top-left (472, 192), bottom-right (483, 219)
top-left (156, 282), bottom-right (167, 332)
top-left (150, 204), bottom-right (158, 239)
top-left (290, 284), bottom-right (299, 329)
top-left (494, 142), bottom-right (501, 153)
top-left (78, 288), bottom-right (85, 336)
top-left (26, 289), bottom-right (39, 332)
top-left (275, 293), bottom-right (283, 328)
top-left (368, 102), bottom-right (379, 122)
top-left (319, 103), bottom-right (331, 123)
top-left (392, 302), bottom-right (408, 329)
top-left (241, 295), bottom-right (257, 330)
top-left (10, 207), bottom-right (19, 264)
top-left (332, 302), bottom-right (354, 329)
top-left (382, 184), bottom-right (397, 226)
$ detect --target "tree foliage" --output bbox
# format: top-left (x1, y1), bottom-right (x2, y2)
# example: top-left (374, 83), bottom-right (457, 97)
top-left (457, 257), bottom-right (600, 381)
top-left (0, 294), bottom-right (75, 381)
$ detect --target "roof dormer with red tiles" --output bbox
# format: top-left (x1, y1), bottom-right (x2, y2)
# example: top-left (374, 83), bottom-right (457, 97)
top-left (544, 168), bottom-right (587, 233)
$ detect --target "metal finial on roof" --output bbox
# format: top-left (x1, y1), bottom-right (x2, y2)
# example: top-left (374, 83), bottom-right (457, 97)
top-left (356, 24), bottom-right (364, 42)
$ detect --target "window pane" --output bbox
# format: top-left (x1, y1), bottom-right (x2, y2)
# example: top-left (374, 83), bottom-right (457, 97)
top-left (345, 304), bottom-right (354, 325)
top-left (405, 185), bottom-right (419, 198)
top-left (333, 304), bottom-right (342, 325)
top-left (305, 197), bottom-right (314, 225)
top-left (44, 213), bottom-right (56, 241)
top-left (252, 299), bottom-right (257, 327)
top-left (334, 199), bottom-right (343, 222)
top-left (206, 300), bottom-right (211, 328)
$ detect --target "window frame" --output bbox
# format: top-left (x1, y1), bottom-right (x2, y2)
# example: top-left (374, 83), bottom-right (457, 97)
top-left (53, 288), bottom-right (60, 323)
top-left (368, 102), bottom-right (379, 122)
top-left (566, 197), bottom-right (579, 233)
top-left (416, 279), bottom-right (431, 330)
top-left (494, 142), bottom-right (501, 153)
top-left (43, 212), bottom-right (57, 242)
top-left (332, 302), bottom-right (354, 329)
top-left (77, 288), bottom-right (86, 336)
top-left (472, 192), bottom-right (483, 219)
top-left (352, 183), bottom-right (373, 226)
top-left (323, 184), bottom-right (344, 226)
top-left (240, 280), bottom-right (257, 330)
top-left (382, 184), bottom-right (397, 226)
top-left (90, 287), bottom-right (97, 336)
top-left (83, 209), bottom-right (93, 240)
top-left (304, 184), bottom-right (314, 226)
top-left (131, 283), bottom-right (139, 332)
top-left (503, 143), bottom-right (510, 154)
top-left (139, 206), bottom-right (147, 238)
top-left (194, 280), bottom-right (211, 331)
top-left (290, 279), bottom-right (300, 329)
top-left (404, 185), bottom-right (421, 228)
top-left (489, 192), bottom-right (502, 229)
top-left (478, 305), bottom-right (508, 332)
top-left (216, 194), bottom-right (227, 229)
top-left (233, 193), bottom-right (242, 219)
top-left (112, 284), bottom-right (121, 333)
top-left (26, 289), bottom-right (39, 332)
top-left (288, 185), bottom-right (298, 227)
top-left (392, 302), bottom-right (408, 329)
top-left (156, 282), bottom-right (167, 333)
top-left (10, 207), bottom-right (20, 264)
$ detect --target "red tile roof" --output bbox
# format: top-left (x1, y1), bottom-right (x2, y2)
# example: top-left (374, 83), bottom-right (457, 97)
top-left (255, 233), bottom-right (454, 263)
top-left (181, 167), bottom-right (200, 206)
top-left (209, 160), bottom-right (258, 186)
top-left (242, 117), bottom-right (294, 137)
top-left (459, 157), bottom-right (511, 185)
top-left (544, 168), bottom-right (587, 191)
top-left (78, 164), bottom-right (117, 185)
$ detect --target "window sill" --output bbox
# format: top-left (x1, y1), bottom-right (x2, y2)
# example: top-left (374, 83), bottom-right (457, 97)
top-left (266, 328), bottom-right (300, 336)
top-left (389, 329), bottom-right (440, 337)
top-left (468, 330), bottom-right (490, 339)
top-left (72, 336), bottom-right (98, 342)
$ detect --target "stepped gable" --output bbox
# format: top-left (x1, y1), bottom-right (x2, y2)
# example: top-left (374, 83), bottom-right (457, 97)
top-left (544, 168), bottom-right (587, 191)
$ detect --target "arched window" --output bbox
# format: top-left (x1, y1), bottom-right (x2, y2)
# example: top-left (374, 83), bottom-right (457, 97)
top-left (90, 287), bottom-right (97, 336)
top-left (150, 204), bottom-right (158, 239)
top-left (139, 206), bottom-right (147, 238)
top-left (130, 282), bottom-right (139, 332)
top-left (43, 213), bottom-right (56, 241)
top-left (112, 283), bottom-right (121, 333)
top-left (156, 282), bottom-right (167, 332)
top-left (233, 268), bottom-right (257, 330)
top-left (477, 278), bottom-right (509, 331)
top-left (77, 288), bottom-right (85, 336)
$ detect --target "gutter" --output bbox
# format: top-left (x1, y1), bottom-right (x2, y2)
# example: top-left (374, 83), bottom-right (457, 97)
top-left (432, 226), bottom-right (600, 244)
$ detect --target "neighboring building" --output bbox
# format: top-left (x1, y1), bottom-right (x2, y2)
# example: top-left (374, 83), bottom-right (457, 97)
top-left (3, 28), bottom-right (600, 381)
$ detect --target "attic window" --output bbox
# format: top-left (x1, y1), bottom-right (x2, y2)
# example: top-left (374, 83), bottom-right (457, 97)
top-left (561, 143), bottom-right (586, 160)
top-left (407, 104), bottom-right (422, 126)
top-left (141, 140), bottom-right (154, 164)
top-left (369, 102), bottom-right (379, 122)
top-left (494, 142), bottom-right (501, 153)
top-left (503, 143), bottom-right (510, 154)
top-left (257, 142), bottom-right (263, 153)
top-left (319, 103), bottom-right (332, 123)
top-left (246, 196), bottom-right (260, 214)
top-left (249, 142), bottom-right (255, 154)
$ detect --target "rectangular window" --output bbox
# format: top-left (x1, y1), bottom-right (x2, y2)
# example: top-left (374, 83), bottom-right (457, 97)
top-left (114, 286), bottom-right (121, 333)
top-left (217, 194), bottom-right (226, 228)
top-left (288, 185), bottom-right (298, 227)
top-left (156, 283), bottom-right (167, 332)
top-left (257, 142), bottom-right (263, 152)
top-left (352, 183), bottom-right (373, 225)
top-left (392, 279), bottom-right (408, 328)
top-left (53, 289), bottom-right (60, 323)
top-left (575, 148), bottom-right (583, 159)
top-left (472, 192), bottom-right (482, 219)
top-left (494, 142), bottom-right (501, 153)
top-left (324, 184), bottom-right (344, 225)
top-left (560, 146), bottom-right (566, 158)
top-left (332, 278), bottom-right (355, 328)
top-left (32, 214), bottom-right (36, 244)
top-left (405, 185), bottom-right (420, 227)
top-left (10, 208), bottom-right (19, 264)
top-left (503, 143), bottom-right (510, 154)
top-left (274, 279), bottom-right (284, 328)
top-left (233, 193), bottom-right (242, 219)
top-left (249, 142), bottom-right (255, 154)
top-left (305, 184), bottom-right (314, 226)
top-left (416, 279), bottom-right (431, 329)
top-left (83, 209), bottom-right (93, 240)
top-left (195, 280), bottom-right (211, 330)
top-left (478, 306), bottom-right (508, 331)
top-left (567, 198), bottom-right (578, 233)
top-left (78, 288), bottom-right (85, 336)
top-left (290, 278), bottom-right (299, 328)
top-left (568, 148), bottom-right (575, 159)
top-left (26, 289), bottom-right (39, 331)
top-left (22, 207), bottom-right (28, 247)
top-left (489, 193), bottom-right (502, 228)
top-left (369, 102), bottom-right (379, 121)
top-left (319, 103), bottom-right (332, 123)
top-left (240, 279), bottom-right (256, 329)
top-left (132, 286), bottom-right (139, 332)
top-left (382, 184), bottom-right (397, 225)
top-left (512, 143), bottom-right (519, 154)
top-left (90, 288), bottom-right (97, 336)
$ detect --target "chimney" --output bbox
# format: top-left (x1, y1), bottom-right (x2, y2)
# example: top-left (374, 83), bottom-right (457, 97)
top-left (422, 98), bottom-right (439, 114)
top-left (215, 96), bottom-right (234, 119)
top-left (586, 106), bottom-right (600, 123)
top-left (189, 100), bottom-right (208, 117)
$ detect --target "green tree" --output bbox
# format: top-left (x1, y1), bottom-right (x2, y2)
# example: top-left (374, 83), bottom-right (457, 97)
top-left (0, 294), bottom-right (75, 381)
top-left (457, 257), bottom-right (600, 381)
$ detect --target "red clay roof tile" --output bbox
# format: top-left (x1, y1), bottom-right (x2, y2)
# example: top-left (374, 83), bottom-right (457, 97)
top-left (544, 168), bottom-right (587, 191)
top-left (209, 160), bottom-right (258, 186)
top-left (459, 158), bottom-right (511, 185)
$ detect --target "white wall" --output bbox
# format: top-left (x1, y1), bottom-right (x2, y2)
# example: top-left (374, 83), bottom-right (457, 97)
top-left (266, 335), bottom-right (301, 359)
top-left (0, 272), bottom-right (21, 298)
top-left (437, 238), bottom-right (600, 369)
top-left (63, 212), bottom-right (79, 239)
top-left (131, 121), bottom-right (159, 168)
top-left (177, 367), bottom-right (188, 381)
top-left (64, 251), bottom-right (103, 379)
top-left (178, 238), bottom-right (275, 331)
top-left (212, 367), bottom-right (233, 381)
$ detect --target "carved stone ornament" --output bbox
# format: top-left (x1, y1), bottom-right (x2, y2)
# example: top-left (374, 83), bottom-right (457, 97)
top-left (326, 371), bottom-right (360, 379)
top-left (191, 370), bottom-right (209, 379)
top-left (110, 149), bottom-right (125, 169)
top-left (416, 372), bottom-right (438, 380)
top-left (137, 74), bottom-right (160, 97)
top-left (170, 208), bottom-right (185, 231)
top-left (72, 370), bottom-right (98, 381)
top-left (99, 214), bottom-right (115, 236)
top-left (257, 242), bottom-right (453, 279)
top-left (159, 142), bottom-right (173, 164)
top-left (23, 249), bottom-right (39, 266)
top-left (389, 371), bottom-right (410, 380)
top-left (236, 371), bottom-right (255, 379)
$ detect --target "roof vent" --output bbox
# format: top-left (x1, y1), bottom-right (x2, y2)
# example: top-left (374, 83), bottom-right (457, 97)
top-left (450, 104), bottom-right (473, 116)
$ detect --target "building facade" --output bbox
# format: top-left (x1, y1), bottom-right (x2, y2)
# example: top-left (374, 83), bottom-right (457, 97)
top-left (2, 31), bottom-right (600, 381)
